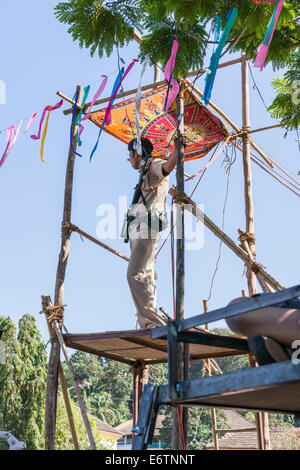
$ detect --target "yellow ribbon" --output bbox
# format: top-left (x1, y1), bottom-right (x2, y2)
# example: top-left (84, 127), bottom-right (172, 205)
top-left (40, 105), bottom-right (52, 163)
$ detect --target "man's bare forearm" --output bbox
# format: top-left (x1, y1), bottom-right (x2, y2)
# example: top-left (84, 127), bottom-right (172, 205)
top-left (162, 147), bottom-right (178, 174)
top-left (162, 136), bottom-right (186, 174)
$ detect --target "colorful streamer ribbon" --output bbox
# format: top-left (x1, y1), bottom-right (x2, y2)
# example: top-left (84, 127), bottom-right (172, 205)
top-left (22, 113), bottom-right (37, 135)
top-left (163, 39), bottom-right (179, 112)
top-left (31, 99), bottom-right (63, 141)
top-left (105, 59), bottom-right (139, 126)
top-left (70, 91), bottom-right (83, 158)
top-left (254, 0), bottom-right (285, 71)
top-left (75, 85), bottom-right (90, 146)
top-left (202, 8), bottom-right (238, 105)
top-left (80, 75), bottom-right (108, 122)
top-left (213, 16), bottom-right (222, 52)
top-left (252, 0), bottom-right (276, 3)
top-left (40, 107), bottom-right (52, 163)
top-left (0, 122), bottom-right (24, 168)
top-left (89, 59), bottom-right (138, 162)
top-left (135, 55), bottom-right (150, 155)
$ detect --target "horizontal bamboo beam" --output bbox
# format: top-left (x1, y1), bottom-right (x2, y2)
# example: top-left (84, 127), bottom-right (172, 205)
top-left (233, 123), bottom-right (283, 138)
top-left (65, 222), bottom-right (130, 262)
top-left (171, 188), bottom-right (284, 292)
top-left (60, 56), bottom-right (245, 116)
top-left (63, 222), bottom-right (158, 279)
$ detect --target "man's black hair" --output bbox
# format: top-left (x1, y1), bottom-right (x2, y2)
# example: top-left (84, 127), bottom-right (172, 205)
top-left (128, 137), bottom-right (153, 158)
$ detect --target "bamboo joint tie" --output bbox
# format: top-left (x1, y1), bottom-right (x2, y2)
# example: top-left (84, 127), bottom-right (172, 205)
top-left (238, 231), bottom-right (256, 246)
top-left (251, 261), bottom-right (263, 274)
top-left (62, 221), bottom-right (80, 236)
top-left (44, 305), bottom-right (65, 325)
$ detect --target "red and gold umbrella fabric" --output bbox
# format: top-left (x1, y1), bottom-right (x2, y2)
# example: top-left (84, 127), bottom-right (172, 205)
top-left (89, 84), bottom-right (228, 162)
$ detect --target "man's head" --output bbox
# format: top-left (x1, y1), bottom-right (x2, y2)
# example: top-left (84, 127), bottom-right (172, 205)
top-left (127, 137), bottom-right (153, 170)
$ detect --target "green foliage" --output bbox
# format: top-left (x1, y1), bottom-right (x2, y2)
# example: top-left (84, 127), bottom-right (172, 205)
top-left (54, 0), bottom-right (142, 58)
top-left (269, 50), bottom-right (300, 130)
top-left (55, 394), bottom-right (113, 449)
top-left (62, 354), bottom-right (132, 427)
top-left (55, 0), bottom-right (299, 76)
top-left (0, 315), bottom-right (47, 450)
top-left (210, 1), bottom-right (299, 68)
top-left (158, 406), bottom-right (229, 450)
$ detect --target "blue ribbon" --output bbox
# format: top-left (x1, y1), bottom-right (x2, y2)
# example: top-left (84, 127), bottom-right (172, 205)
top-left (202, 8), bottom-right (238, 106)
top-left (89, 67), bottom-right (124, 163)
top-left (70, 91), bottom-right (83, 158)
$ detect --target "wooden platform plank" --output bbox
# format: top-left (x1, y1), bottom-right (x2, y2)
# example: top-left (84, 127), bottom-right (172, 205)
top-left (63, 328), bottom-right (247, 364)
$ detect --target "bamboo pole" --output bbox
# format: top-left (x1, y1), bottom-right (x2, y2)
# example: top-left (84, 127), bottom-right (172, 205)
top-left (241, 53), bottom-right (270, 451)
top-left (172, 81), bottom-right (187, 450)
top-left (238, 229), bottom-right (273, 293)
top-left (170, 189), bottom-right (284, 291)
top-left (58, 363), bottom-right (80, 450)
top-left (203, 300), bottom-right (219, 451)
top-left (42, 295), bottom-right (80, 450)
top-left (44, 85), bottom-right (84, 450)
top-left (51, 320), bottom-right (97, 449)
top-left (241, 52), bottom-right (257, 296)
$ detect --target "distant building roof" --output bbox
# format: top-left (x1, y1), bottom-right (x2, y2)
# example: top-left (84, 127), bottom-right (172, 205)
top-left (115, 415), bottom-right (167, 437)
top-left (74, 406), bottom-right (123, 441)
top-left (205, 410), bottom-right (300, 450)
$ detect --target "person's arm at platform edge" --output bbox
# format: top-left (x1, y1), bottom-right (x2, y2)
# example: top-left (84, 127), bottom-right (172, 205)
top-left (162, 135), bottom-right (187, 175)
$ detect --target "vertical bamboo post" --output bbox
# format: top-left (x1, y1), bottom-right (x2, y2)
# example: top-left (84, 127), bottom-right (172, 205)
top-left (52, 320), bottom-right (97, 449)
top-left (241, 54), bottom-right (270, 450)
top-left (59, 363), bottom-right (80, 450)
top-left (241, 53), bottom-right (257, 296)
top-left (172, 81), bottom-right (187, 450)
top-left (44, 85), bottom-right (83, 450)
top-left (43, 295), bottom-right (80, 450)
top-left (203, 300), bottom-right (219, 450)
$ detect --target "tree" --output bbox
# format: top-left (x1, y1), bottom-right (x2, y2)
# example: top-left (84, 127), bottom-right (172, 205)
top-left (269, 50), bottom-right (300, 130)
top-left (158, 406), bottom-right (229, 450)
top-left (55, 393), bottom-right (114, 449)
top-left (54, 0), bottom-right (299, 77)
top-left (62, 354), bottom-right (133, 426)
top-left (0, 315), bottom-right (47, 450)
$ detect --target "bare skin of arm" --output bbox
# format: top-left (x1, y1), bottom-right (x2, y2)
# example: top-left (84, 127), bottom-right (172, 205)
top-left (162, 135), bottom-right (186, 174)
top-left (226, 296), bottom-right (300, 347)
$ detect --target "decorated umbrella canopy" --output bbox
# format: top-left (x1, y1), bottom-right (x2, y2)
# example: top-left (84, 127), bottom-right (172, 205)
top-left (89, 84), bottom-right (228, 162)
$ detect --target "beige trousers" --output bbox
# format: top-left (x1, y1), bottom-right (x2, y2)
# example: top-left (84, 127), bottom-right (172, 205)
top-left (127, 236), bottom-right (162, 328)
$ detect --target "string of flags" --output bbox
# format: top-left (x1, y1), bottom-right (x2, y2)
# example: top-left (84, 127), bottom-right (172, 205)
top-left (0, 0), bottom-right (288, 168)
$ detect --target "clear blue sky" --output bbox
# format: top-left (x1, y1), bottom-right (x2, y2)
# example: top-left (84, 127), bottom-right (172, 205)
top-left (0, 1), bottom-right (299, 348)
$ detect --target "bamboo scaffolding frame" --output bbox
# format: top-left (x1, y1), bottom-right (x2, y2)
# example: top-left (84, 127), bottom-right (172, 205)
top-left (45, 39), bottom-right (291, 451)
top-left (170, 188), bottom-right (284, 292)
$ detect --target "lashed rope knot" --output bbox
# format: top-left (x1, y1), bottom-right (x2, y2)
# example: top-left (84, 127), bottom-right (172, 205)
top-left (251, 261), bottom-right (263, 274)
top-left (61, 221), bottom-right (84, 241)
top-left (171, 188), bottom-right (195, 208)
top-left (238, 231), bottom-right (256, 246)
top-left (43, 305), bottom-right (65, 325)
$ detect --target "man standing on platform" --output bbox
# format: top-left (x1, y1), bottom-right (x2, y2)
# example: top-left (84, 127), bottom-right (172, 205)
top-left (124, 136), bottom-right (184, 328)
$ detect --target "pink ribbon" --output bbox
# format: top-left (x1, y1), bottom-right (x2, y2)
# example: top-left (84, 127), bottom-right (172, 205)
top-left (31, 100), bottom-right (63, 140)
top-left (22, 112), bottom-right (37, 135)
top-left (105, 59), bottom-right (139, 126)
top-left (80, 75), bottom-right (108, 122)
top-left (0, 125), bottom-right (15, 167)
top-left (254, 0), bottom-right (285, 71)
top-left (252, 0), bottom-right (276, 3)
top-left (164, 40), bottom-right (180, 112)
